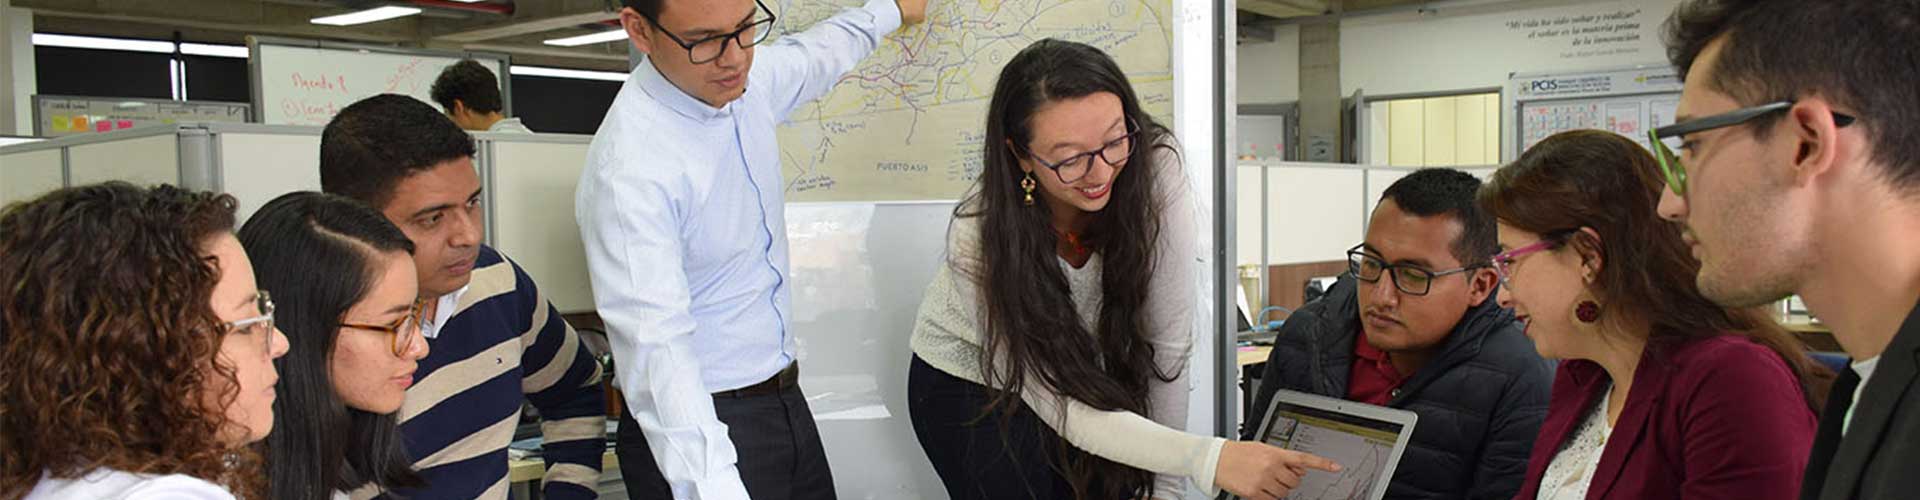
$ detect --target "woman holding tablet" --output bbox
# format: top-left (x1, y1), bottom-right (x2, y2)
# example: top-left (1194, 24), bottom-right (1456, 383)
top-left (906, 39), bottom-right (1337, 500)
top-left (1478, 130), bottom-right (1827, 499)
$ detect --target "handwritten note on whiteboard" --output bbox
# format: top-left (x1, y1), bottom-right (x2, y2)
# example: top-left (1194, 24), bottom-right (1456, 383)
top-left (252, 40), bottom-right (509, 126)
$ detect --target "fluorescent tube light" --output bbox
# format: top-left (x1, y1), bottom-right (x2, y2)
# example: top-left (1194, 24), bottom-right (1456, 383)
top-left (509, 65), bottom-right (627, 82)
top-left (544, 30), bottom-right (628, 47)
top-left (180, 43), bottom-right (249, 58)
top-left (310, 6), bottom-right (423, 26)
top-left (31, 33), bottom-right (174, 53)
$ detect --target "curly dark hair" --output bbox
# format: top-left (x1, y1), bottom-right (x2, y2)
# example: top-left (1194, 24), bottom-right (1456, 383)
top-left (0, 182), bottom-right (264, 500)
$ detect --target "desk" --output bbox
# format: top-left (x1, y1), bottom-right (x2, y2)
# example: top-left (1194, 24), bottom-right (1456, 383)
top-left (1785, 318), bottom-right (1839, 352)
top-left (508, 450), bottom-right (619, 483)
top-left (1238, 346), bottom-right (1272, 367)
top-left (1236, 346), bottom-right (1273, 435)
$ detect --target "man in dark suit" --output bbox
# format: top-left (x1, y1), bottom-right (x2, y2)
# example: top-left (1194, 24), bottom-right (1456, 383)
top-left (1656, 1), bottom-right (1920, 499)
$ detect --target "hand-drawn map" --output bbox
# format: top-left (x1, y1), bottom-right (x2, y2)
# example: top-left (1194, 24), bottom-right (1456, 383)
top-left (773, 0), bottom-right (1175, 202)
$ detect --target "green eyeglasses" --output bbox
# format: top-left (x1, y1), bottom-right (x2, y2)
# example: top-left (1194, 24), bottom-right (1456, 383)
top-left (1649, 101), bottom-right (1856, 197)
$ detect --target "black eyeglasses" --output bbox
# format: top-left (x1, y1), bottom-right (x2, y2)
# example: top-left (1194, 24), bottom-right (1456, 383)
top-left (642, 0), bottom-right (777, 65)
top-left (1020, 119), bottom-right (1139, 185)
top-left (1649, 100), bottom-right (1856, 197)
top-left (1347, 244), bottom-right (1483, 296)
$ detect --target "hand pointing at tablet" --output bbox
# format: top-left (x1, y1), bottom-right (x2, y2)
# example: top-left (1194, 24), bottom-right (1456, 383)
top-left (1216, 441), bottom-right (1343, 500)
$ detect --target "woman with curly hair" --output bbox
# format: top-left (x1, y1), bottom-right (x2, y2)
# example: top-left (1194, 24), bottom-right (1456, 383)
top-left (0, 182), bottom-right (289, 500)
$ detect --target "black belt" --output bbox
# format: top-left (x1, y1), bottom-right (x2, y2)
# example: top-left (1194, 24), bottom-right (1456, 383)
top-left (714, 362), bottom-right (799, 399)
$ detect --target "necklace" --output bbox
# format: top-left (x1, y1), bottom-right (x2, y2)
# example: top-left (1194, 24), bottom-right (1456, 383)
top-left (1056, 229), bottom-right (1092, 262)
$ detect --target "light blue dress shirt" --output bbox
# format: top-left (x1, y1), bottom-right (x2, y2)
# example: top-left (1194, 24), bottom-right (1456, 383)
top-left (575, 1), bottom-right (900, 498)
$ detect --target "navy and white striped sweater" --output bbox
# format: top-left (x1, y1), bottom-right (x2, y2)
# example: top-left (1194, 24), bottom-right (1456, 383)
top-left (374, 245), bottom-right (606, 500)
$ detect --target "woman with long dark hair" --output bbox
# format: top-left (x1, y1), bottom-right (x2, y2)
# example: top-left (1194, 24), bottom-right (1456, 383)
top-left (1478, 130), bottom-right (1829, 499)
top-left (1, 182), bottom-right (285, 500)
top-left (908, 39), bottom-right (1336, 500)
top-left (239, 192), bottom-right (429, 500)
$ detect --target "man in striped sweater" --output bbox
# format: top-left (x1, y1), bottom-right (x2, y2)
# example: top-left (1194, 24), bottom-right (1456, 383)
top-left (319, 94), bottom-right (607, 500)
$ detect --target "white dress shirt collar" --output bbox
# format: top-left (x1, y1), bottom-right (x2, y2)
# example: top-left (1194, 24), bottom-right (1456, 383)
top-left (421, 284), bottom-right (470, 340)
top-left (637, 59), bottom-right (732, 122)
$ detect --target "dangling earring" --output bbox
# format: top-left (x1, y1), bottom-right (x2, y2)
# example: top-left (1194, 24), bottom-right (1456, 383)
top-left (1021, 173), bottom-right (1037, 206)
top-left (1576, 300), bottom-right (1601, 323)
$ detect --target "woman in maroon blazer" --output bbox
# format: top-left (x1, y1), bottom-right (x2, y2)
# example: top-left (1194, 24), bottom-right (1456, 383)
top-left (1474, 130), bottom-right (1831, 500)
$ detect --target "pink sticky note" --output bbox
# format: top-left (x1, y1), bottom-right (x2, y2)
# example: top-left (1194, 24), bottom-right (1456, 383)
top-left (117, 120), bottom-right (134, 130)
top-left (95, 120), bottom-right (112, 132)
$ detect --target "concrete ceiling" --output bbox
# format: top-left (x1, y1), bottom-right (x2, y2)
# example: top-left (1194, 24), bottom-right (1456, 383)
top-left (15, 0), bottom-right (632, 71)
top-left (1236, 0), bottom-right (1436, 43)
top-left (19, 0), bottom-right (1450, 66)
top-left (1239, 0), bottom-right (1439, 18)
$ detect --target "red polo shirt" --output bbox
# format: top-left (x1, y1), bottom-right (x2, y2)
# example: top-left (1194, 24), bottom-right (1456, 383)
top-left (1348, 331), bottom-right (1407, 406)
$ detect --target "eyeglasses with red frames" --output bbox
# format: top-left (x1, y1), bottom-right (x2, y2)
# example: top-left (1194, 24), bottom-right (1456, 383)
top-left (1489, 231), bottom-right (1575, 290)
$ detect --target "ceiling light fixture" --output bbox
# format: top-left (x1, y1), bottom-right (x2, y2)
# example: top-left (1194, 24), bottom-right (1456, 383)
top-left (543, 30), bottom-right (629, 47)
top-left (310, 6), bottom-right (423, 26)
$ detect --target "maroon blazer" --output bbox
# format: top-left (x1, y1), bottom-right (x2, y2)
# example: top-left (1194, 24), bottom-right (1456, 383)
top-left (1513, 335), bottom-right (1817, 500)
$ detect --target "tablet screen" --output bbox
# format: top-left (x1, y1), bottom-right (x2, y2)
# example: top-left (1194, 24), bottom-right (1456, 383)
top-left (1260, 402), bottom-right (1407, 500)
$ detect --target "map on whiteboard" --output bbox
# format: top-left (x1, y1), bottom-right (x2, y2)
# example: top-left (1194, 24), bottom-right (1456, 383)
top-left (772, 0), bottom-right (1175, 202)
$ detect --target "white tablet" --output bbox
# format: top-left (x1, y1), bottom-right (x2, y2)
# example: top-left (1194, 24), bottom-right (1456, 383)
top-left (1235, 389), bottom-right (1420, 500)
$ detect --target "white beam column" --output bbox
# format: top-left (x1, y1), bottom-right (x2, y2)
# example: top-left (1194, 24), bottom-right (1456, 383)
top-left (0, 1), bottom-right (36, 136)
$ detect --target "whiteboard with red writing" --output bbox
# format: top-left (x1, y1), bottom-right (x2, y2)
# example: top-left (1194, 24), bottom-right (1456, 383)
top-left (248, 36), bottom-right (511, 126)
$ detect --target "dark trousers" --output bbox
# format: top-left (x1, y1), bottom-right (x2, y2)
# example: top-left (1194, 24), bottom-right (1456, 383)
top-left (908, 355), bottom-right (1074, 500)
top-left (617, 383), bottom-right (836, 500)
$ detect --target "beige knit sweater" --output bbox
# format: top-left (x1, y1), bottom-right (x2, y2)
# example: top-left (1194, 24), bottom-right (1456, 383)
top-left (910, 147), bottom-right (1223, 498)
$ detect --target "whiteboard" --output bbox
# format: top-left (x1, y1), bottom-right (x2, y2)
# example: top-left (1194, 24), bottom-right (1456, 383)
top-left (250, 37), bottom-right (510, 126)
top-left (34, 96), bottom-right (249, 137)
top-left (1510, 66), bottom-right (1682, 157)
top-left (1238, 115), bottom-right (1289, 159)
top-left (1519, 93), bottom-right (1679, 153)
top-left (785, 202), bottom-right (952, 499)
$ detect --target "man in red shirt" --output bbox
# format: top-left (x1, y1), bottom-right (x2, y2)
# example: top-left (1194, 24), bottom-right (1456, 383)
top-left (1245, 168), bottom-right (1555, 499)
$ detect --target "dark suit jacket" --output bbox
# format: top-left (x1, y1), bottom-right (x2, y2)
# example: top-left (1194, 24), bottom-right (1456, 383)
top-left (1514, 335), bottom-right (1817, 500)
top-left (1801, 301), bottom-right (1920, 500)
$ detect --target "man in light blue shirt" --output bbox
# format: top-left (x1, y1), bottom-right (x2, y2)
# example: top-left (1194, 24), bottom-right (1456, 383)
top-left (577, 0), bottom-right (926, 498)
